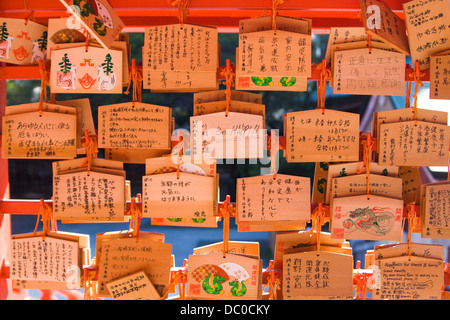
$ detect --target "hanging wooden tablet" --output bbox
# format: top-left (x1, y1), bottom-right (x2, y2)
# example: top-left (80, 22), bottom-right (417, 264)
top-left (98, 102), bottom-right (172, 150)
top-left (329, 41), bottom-right (402, 87)
top-left (398, 166), bottom-right (422, 205)
top-left (143, 24), bottom-right (219, 92)
top-left (193, 99), bottom-right (265, 120)
top-left (421, 181), bottom-right (450, 238)
top-left (97, 237), bottom-right (172, 297)
top-left (60, 0), bottom-right (124, 49)
top-left (359, 0), bottom-right (410, 55)
top-left (236, 174), bottom-right (310, 231)
top-left (284, 109), bottom-right (360, 163)
top-left (274, 231), bottom-right (349, 270)
top-left (372, 107), bottom-right (448, 148)
top-left (55, 98), bottom-right (95, 151)
top-left (191, 111), bottom-right (265, 160)
top-left (372, 243), bottom-right (444, 300)
top-left (193, 241), bottom-right (260, 258)
top-left (10, 232), bottom-right (85, 285)
top-left (403, 0), bottom-right (450, 70)
top-left (333, 47), bottom-right (405, 96)
top-left (2, 103), bottom-right (78, 159)
top-left (325, 161), bottom-right (399, 204)
top-left (430, 50), bottom-right (450, 100)
top-left (373, 242), bottom-right (445, 261)
top-left (311, 162), bottom-right (336, 204)
top-left (236, 16), bottom-right (311, 92)
top-left (106, 271), bottom-right (161, 300)
top-left (52, 158), bottom-right (126, 222)
top-left (50, 46), bottom-right (123, 94)
top-left (187, 252), bottom-right (263, 300)
top-left (330, 194), bottom-right (404, 241)
top-left (143, 156), bottom-right (218, 226)
top-left (283, 250), bottom-right (354, 300)
top-left (95, 230), bottom-right (165, 268)
top-left (0, 18), bottom-right (48, 65)
top-left (330, 173), bottom-right (403, 201)
top-left (378, 120), bottom-right (450, 166)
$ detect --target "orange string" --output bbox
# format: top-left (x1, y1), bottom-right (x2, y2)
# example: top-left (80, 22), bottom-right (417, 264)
top-left (124, 60), bottom-right (143, 104)
top-left (411, 61), bottom-right (424, 125)
top-left (270, 130), bottom-right (278, 179)
top-left (222, 196), bottom-right (230, 258)
top-left (38, 60), bottom-right (49, 116)
top-left (83, 270), bottom-right (98, 300)
top-left (170, 0), bottom-right (190, 28)
top-left (357, 133), bottom-right (373, 199)
top-left (366, 33), bottom-right (372, 54)
top-left (407, 203), bottom-right (416, 260)
top-left (82, 130), bottom-right (98, 176)
top-left (127, 197), bottom-right (142, 241)
top-left (317, 60), bottom-right (330, 114)
top-left (311, 203), bottom-right (324, 255)
top-left (83, 29), bottom-right (91, 52)
top-left (33, 199), bottom-right (56, 241)
top-left (220, 60), bottom-right (235, 117)
top-left (271, 0), bottom-right (284, 34)
top-left (24, 0), bottom-right (34, 25)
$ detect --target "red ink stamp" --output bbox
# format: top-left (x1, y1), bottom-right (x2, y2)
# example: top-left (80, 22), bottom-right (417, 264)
top-left (238, 76), bottom-right (250, 88)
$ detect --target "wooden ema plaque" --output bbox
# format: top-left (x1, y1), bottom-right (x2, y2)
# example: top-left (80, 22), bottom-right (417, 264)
top-left (274, 230), bottom-right (349, 270)
top-left (430, 50), bottom-right (450, 100)
top-left (403, 0), bottom-right (450, 70)
top-left (98, 102), bottom-right (172, 150)
top-left (373, 243), bottom-right (444, 300)
top-left (106, 271), bottom-right (161, 300)
top-left (378, 120), bottom-right (450, 167)
top-left (325, 27), bottom-right (383, 66)
top-left (97, 237), bottom-right (172, 297)
top-left (330, 194), bottom-right (404, 241)
top-left (0, 18), bottom-right (48, 65)
top-left (236, 174), bottom-right (310, 230)
top-left (284, 109), bottom-right (360, 163)
top-left (333, 47), bottom-right (405, 96)
top-left (2, 104), bottom-right (78, 159)
top-left (143, 155), bottom-right (218, 227)
top-left (50, 46), bottom-right (123, 94)
top-left (52, 158), bottom-right (126, 222)
top-left (190, 111), bottom-right (265, 160)
top-left (421, 181), bottom-right (450, 239)
top-left (10, 232), bottom-right (82, 284)
top-left (60, 0), bottom-right (124, 49)
top-left (142, 172), bottom-right (216, 219)
top-left (143, 24), bottom-right (219, 92)
top-left (325, 161), bottom-right (399, 204)
top-left (236, 16), bottom-right (311, 92)
top-left (398, 166), bottom-right (422, 205)
top-left (359, 0), bottom-right (410, 55)
top-left (187, 252), bottom-right (262, 300)
top-left (283, 251), bottom-right (354, 300)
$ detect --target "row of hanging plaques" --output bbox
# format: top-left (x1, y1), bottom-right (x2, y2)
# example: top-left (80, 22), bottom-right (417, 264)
top-left (1, 0), bottom-right (450, 98)
top-left (1, 0), bottom-right (450, 300)
top-left (8, 229), bottom-right (447, 300)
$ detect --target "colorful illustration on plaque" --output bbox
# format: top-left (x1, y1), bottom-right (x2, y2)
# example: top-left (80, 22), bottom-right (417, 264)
top-left (191, 263), bottom-right (250, 297)
top-left (192, 264), bottom-right (229, 295)
top-left (251, 76), bottom-right (273, 86)
top-left (219, 262), bottom-right (250, 297)
top-left (73, 0), bottom-right (115, 36)
top-left (317, 178), bottom-right (326, 194)
top-left (50, 28), bottom-right (86, 44)
top-left (0, 22), bottom-right (13, 59)
top-left (97, 53), bottom-right (116, 90)
top-left (342, 206), bottom-right (395, 236)
top-left (57, 53), bottom-right (77, 89)
top-left (79, 72), bottom-right (96, 89)
top-left (31, 32), bottom-right (48, 64)
top-left (13, 45), bottom-right (30, 61)
top-left (279, 77), bottom-right (296, 87)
